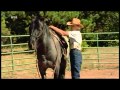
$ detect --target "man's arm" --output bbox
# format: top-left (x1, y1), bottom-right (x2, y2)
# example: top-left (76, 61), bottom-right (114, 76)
top-left (49, 25), bottom-right (69, 36)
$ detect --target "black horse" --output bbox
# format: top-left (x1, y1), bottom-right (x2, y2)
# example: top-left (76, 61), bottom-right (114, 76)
top-left (29, 16), bottom-right (68, 79)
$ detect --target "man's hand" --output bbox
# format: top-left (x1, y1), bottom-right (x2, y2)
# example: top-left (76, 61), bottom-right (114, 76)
top-left (49, 25), bottom-right (54, 29)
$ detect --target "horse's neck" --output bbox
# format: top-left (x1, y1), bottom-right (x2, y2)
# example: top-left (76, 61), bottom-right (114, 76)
top-left (50, 29), bottom-right (59, 37)
top-left (41, 25), bottom-right (51, 47)
top-left (43, 24), bottom-right (50, 36)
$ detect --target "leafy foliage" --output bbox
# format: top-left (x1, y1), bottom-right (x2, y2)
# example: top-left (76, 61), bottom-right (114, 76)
top-left (1, 11), bottom-right (119, 47)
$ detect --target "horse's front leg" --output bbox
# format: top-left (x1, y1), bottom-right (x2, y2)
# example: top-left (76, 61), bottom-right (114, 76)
top-left (54, 63), bottom-right (60, 79)
top-left (37, 55), bottom-right (47, 79)
top-left (38, 60), bottom-right (47, 79)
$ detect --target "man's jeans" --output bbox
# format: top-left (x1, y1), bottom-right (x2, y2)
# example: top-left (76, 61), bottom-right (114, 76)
top-left (70, 49), bottom-right (82, 79)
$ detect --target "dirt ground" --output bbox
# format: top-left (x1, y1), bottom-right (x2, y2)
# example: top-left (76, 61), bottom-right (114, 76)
top-left (2, 68), bottom-right (118, 79)
top-left (44, 69), bottom-right (119, 79)
top-left (1, 47), bottom-right (119, 79)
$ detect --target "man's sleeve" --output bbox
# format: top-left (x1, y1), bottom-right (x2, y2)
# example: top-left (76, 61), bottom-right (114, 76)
top-left (67, 31), bottom-right (71, 37)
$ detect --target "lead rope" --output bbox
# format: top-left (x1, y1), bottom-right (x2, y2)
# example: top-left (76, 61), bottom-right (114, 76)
top-left (35, 39), bottom-right (41, 78)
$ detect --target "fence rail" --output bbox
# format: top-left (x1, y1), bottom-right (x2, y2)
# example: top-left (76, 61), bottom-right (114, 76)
top-left (1, 32), bottom-right (119, 78)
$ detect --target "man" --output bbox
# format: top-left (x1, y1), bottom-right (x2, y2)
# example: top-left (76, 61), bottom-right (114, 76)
top-left (49, 18), bottom-right (84, 79)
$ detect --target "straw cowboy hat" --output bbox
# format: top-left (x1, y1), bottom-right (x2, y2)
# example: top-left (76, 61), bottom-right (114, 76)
top-left (66, 18), bottom-right (84, 28)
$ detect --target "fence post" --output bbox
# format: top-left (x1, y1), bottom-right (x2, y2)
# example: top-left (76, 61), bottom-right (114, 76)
top-left (96, 33), bottom-right (100, 70)
top-left (10, 36), bottom-right (14, 72)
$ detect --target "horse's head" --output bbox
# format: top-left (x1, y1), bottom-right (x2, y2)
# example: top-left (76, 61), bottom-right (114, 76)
top-left (29, 16), bottom-right (50, 49)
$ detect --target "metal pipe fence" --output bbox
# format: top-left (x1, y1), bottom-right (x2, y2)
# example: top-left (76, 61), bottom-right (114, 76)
top-left (1, 32), bottom-right (119, 77)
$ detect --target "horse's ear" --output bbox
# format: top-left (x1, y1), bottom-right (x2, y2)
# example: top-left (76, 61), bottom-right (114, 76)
top-left (45, 18), bottom-right (52, 25)
top-left (37, 15), bottom-right (44, 21)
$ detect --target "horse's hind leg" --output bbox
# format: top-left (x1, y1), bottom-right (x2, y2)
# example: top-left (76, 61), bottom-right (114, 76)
top-left (54, 64), bottom-right (60, 79)
top-left (58, 55), bottom-right (67, 79)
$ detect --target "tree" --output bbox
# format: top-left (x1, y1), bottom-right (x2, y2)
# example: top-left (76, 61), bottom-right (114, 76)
top-left (1, 11), bottom-right (119, 46)
top-left (1, 11), bottom-right (10, 44)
